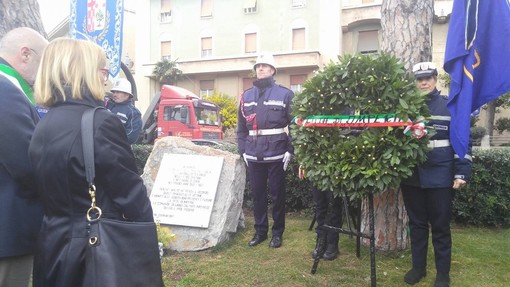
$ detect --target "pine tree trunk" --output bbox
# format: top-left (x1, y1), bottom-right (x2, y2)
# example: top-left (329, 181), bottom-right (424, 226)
top-left (0, 0), bottom-right (46, 38)
top-left (360, 0), bottom-right (434, 252)
top-left (360, 188), bottom-right (408, 251)
top-left (380, 0), bottom-right (434, 70)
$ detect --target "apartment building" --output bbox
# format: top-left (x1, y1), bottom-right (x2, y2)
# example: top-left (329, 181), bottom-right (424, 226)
top-left (134, 0), bottom-right (457, 115)
top-left (135, 0), bottom-right (341, 112)
top-left (43, 1), bottom-right (459, 117)
top-left (43, 0), bottom-right (507, 140)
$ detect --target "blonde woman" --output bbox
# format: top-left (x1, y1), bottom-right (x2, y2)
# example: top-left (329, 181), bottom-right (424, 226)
top-left (28, 38), bottom-right (158, 287)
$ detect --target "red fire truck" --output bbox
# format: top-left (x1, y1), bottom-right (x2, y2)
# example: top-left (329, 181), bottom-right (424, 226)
top-left (139, 85), bottom-right (223, 144)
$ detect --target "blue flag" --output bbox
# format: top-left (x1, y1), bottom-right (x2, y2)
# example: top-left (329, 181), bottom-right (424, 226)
top-left (69, 0), bottom-right (124, 78)
top-left (443, 0), bottom-right (510, 158)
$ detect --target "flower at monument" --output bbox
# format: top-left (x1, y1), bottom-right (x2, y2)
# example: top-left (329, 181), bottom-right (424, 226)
top-left (157, 221), bottom-right (176, 258)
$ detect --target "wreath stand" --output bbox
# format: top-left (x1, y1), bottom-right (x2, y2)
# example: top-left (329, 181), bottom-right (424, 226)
top-left (310, 192), bottom-right (377, 287)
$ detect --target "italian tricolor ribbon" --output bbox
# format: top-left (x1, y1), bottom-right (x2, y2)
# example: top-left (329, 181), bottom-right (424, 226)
top-left (293, 114), bottom-right (428, 139)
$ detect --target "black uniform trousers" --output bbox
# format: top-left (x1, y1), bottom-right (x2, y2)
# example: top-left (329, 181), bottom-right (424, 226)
top-left (311, 186), bottom-right (343, 244)
top-left (401, 184), bottom-right (454, 273)
top-left (248, 161), bottom-right (286, 237)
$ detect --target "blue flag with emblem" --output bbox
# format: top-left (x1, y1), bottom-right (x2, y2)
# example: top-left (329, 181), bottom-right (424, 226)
top-left (443, 0), bottom-right (510, 158)
top-left (69, 0), bottom-right (124, 78)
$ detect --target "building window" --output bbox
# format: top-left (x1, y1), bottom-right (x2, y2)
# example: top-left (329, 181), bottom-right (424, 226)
top-left (290, 74), bottom-right (306, 93)
top-left (200, 80), bottom-right (215, 97)
top-left (201, 0), bottom-right (213, 17)
top-left (292, 0), bottom-right (306, 8)
top-left (160, 0), bottom-right (172, 23)
top-left (244, 0), bottom-right (257, 14)
top-left (201, 37), bottom-right (212, 58)
top-left (243, 78), bottom-right (254, 91)
top-left (163, 105), bottom-right (189, 124)
top-left (357, 30), bottom-right (379, 54)
top-left (245, 33), bottom-right (257, 54)
top-left (292, 28), bottom-right (305, 50)
top-left (161, 41), bottom-right (171, 60)
top-left (362, 0), bottom-right (375, 4)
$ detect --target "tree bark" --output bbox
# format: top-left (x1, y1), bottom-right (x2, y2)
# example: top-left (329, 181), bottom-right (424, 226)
top-left (361, 189), bottom-right (408, 251)
top-left (361, 0), bottom-right (434, 252)
top-left (0, 0), bottom-right (46, 38)
top-left (380, 0), bottom-right (434, 70)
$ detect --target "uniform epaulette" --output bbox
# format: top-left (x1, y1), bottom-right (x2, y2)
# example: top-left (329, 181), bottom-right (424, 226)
top-left (278, 84), bottom-right (293, 92)
top-left (243, 86), bottom-right (255, 93)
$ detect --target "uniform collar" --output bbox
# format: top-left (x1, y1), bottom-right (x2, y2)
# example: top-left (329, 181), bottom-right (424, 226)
top-left (253, 77), bottom-right (275, 89)
top-left (427, 88), bottom-right (441, 99)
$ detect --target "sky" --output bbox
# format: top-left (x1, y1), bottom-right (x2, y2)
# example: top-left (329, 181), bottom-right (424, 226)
top-left (38, 0), bottom-right (137, 35)
top-left (38, 0), bottom-right (70, 34)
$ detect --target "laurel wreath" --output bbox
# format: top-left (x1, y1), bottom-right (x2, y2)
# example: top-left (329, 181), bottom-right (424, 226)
top-left (291, 53), bottom-right (431, 198)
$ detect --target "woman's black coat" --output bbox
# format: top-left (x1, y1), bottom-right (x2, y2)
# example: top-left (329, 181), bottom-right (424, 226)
top-left (28, 95), bottom-right (154, 287)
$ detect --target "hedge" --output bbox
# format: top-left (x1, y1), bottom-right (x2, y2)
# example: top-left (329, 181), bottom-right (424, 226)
top-left (132, 144), bottom-right (510, 227)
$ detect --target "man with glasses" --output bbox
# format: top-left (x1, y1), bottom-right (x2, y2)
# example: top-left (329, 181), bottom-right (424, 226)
top-left (0, 27), bottom-right (48, 287)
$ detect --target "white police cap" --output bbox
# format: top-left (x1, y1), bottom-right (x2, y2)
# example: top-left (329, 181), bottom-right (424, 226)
top-left (111, 78), bottom-right (133, 97)
top-left (253, 53), bottom-right (277, 75)
top-left (412, 62), bottom-right (438, 78)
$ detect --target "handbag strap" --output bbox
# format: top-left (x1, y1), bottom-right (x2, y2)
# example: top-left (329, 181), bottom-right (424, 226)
top-left (81, 106), bottom-right (104, 221)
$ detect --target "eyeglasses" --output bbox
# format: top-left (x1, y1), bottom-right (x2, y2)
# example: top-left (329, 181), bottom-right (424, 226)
top-left (99, 68), bottom-right (109, 81)
top-left (29, 48), bottom-right (38, 56)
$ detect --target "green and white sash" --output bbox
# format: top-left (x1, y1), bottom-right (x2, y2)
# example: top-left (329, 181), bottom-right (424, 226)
top-left (0, 63), bottom-right (35, 106)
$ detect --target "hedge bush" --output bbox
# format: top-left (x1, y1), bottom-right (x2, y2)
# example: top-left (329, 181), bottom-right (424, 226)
top-left (470, 126), bottom-right (486, 146)
top-left (132, 144), bottom-right (154, 175)
top-left (453, 148), bottom-right (510, 227)
top-left (132, 145), bottom-right (510, 227)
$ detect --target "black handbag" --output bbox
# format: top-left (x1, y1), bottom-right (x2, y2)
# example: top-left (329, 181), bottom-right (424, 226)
top-left (81, 107), bottom-right (164, 287)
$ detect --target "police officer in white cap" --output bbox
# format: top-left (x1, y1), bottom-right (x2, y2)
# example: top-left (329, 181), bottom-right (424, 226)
top-left (400, 62), bottom-right (472, 287)
top-left (106, 78), bottom-right (142, 144)
top-left (237, 53), bottom-right (294, 248)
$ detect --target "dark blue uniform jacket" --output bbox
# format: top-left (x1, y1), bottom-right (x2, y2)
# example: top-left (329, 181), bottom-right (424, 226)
top-left (237, 77), bottom-right (294, 163)
top-left (107, 99), bottom-right (142, 144)
top-left (401, 89), bottom-right (472, 188)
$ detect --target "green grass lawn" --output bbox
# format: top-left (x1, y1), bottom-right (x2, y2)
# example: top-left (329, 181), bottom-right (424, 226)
top-left (162, 211), bottom-right (510, 287)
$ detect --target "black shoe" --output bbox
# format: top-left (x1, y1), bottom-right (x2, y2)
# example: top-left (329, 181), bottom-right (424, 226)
top-left (322, 243), bottom-right (339, 261)
top-left (404, 268), bottom-right (427, 285)
top-left (434, 272), bottom-right (450, 287)
top-left (248, 234), bottom-right (267, 246)
top-left (269, 235), bottom-right (282, 248)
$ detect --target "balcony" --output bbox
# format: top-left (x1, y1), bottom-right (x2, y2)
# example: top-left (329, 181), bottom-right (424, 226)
top-left (172, 51), bottom-right (322, 76)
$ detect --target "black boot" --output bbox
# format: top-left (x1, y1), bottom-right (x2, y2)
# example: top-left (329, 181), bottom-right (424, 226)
top-left (311, 233), bottom-right (327, 259)
top-left (404, 268), bottom-right (426, 285)
top-left (434, 272), bottom-right (450, 287)
top-left (322, 243), bottom-right (339, 260)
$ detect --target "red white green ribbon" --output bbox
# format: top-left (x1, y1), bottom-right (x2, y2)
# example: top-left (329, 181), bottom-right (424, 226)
top-left (293, 114), bottom-right (427, 139)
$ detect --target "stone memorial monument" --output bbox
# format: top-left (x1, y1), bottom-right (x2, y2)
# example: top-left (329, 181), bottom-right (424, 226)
top-left (142, 136), bottom-right (246, 251)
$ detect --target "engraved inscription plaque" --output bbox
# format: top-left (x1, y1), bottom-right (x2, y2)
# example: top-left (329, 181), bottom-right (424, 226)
top-left (150, 153), bottom-right (224, 228)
